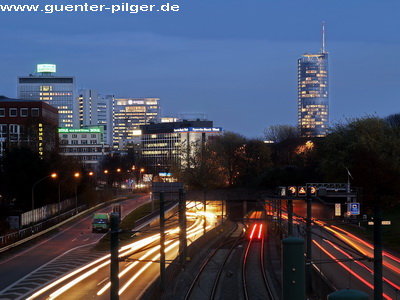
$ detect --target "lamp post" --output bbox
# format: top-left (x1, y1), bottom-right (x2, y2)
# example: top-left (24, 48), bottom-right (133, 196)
top-left (140, 168), bottom-right (145, 184)
top-left (74, 172), bottom-right (80, 214)
top-left (31, 173), bottom-right (57, 211)
top-left (58, 172), bottom-right (80, 219)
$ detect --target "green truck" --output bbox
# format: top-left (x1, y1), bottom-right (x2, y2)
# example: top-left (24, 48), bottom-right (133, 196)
top-left (92, 213), bottom-right (110, 233)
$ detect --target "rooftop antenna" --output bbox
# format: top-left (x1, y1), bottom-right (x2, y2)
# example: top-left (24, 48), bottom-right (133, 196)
top-left (322, 21), bottom-right (326, 53)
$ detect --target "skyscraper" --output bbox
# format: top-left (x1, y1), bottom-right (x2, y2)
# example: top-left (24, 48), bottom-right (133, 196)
top-left (112, 97), bottom-right (160, 150)
top-left (18, 64), bottom-right (77, 128)
top-left (298, 23), bottom-right (329, 137)
top-left (77, 89), bottom-right (112, 145)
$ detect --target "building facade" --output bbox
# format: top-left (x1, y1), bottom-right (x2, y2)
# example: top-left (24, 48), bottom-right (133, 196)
top-left (298, 25), bottom-right (329, 137)
top-left (0, 96), bottom-right (59, 158)
top-left (140, 120), bottom-right (222, 176)
top-left (58, 127), bottom-right (110, 170)
top-left (77, 89), bottom-right (112, 145)
top-left (18, 64), bottom-right (77, 128)
top-left (112, 97), bottom-right (160, 150)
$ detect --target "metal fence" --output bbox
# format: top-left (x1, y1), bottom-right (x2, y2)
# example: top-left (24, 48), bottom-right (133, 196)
top-left (0, 204), bottom-right (86, 249)
top-left (21, 199), bottom-right (75, 227)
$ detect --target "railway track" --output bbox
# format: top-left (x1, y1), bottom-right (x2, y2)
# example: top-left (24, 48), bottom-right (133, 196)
top-left (184, 222), bottom-right (244, 300)
top-left (242, 223), bottom-right (275, 300)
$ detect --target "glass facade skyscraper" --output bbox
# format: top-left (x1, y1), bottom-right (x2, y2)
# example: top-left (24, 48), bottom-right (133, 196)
top-left (298, 26), bottom-right (329, 137)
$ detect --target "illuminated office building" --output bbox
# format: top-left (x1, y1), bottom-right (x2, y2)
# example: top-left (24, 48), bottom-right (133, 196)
top-left (112, 97), bottom-right (160, 150)
top-left (59, 127), bottom-right (111, 170)
top-left (77, 89), bottom-right (112, 145)
top-left (298, 24), bottom-right (329, 137)
top-left (140, 120), bottom-right (222, 175)
top-left (17, 64), bottom-right (77, 128)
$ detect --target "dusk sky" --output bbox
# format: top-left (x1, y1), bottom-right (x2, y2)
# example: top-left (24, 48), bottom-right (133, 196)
top-left (1, 0), bottom-right (399, 138)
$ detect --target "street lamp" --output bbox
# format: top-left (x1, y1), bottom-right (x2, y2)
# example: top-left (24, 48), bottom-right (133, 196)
top-left (140, 168), bottom-right (145, 184)
top-left (31, 173), bottom-right (57, 211)
top-left (57, 172), bottom-right (80, 220)
top-left (74, 172), bottom-right (80, 214)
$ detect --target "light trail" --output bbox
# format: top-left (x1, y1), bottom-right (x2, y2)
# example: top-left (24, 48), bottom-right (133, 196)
top-left (324, 240), bottom-right (400, 291)
top-left (119, 225), bottom-right (211, 295)
top-left (249, 224), bottom-right (257, 239)
top-left (258, 224), bottom-right (263, 239)
top-left (313, 240), bottom-right (392, 300)
top-left (28, 211), bottom-right (213, 299)
top-left (331, 225), bottom-right (400, 269)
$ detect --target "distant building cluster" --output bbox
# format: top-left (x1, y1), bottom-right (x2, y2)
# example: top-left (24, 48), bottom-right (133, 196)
top-left (0, 64), bottom-right (222, 178)
top-left (1, 24), bottom-right (330, 177)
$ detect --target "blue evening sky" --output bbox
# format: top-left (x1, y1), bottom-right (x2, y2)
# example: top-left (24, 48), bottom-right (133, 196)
top-left (0, 0), bottom-right (399, 138)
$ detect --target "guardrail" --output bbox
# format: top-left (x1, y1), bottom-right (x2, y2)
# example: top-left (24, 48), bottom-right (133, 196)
top-left (132, 201), bottom-right (178, 231)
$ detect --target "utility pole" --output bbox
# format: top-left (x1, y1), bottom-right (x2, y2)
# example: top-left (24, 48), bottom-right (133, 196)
top-left (306, 188), bottom-right (312, 296)
top-left (110, 212), bottom-right (119, 300)
top-left (203, 187), bottom-right (207, 235)
top-left (374, 205), bottom-right (383, 300)
top-left (287, 199), bottom-right (293, 236)
top-left (178, 188), bottom-right (187, 266)
top-left (159, 191), bottom-right (166, 291)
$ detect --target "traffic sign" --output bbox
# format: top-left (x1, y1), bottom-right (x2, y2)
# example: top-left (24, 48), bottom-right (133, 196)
top-left (278, 186), bottom-right (286, 196)
top-left (288, 186), bottom-right (297, 196)
top-left (298, 186), bottom-right (306, 197)
top-left (349, 202), bottom-right (360, 215)
top-left (309, 186), bottom-right (317, 196)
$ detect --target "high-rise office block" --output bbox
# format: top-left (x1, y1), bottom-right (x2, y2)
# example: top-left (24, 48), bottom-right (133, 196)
top-left (140, 119), bottom-right (222, 175)
top-left (18, 64), bottom-right (77, 128)
top-left (112, 97), bottom-right (160, 150)
top-left (298, 24), bottom-right (329, 137)
top-left (77, 89), bottom-right (112, 145)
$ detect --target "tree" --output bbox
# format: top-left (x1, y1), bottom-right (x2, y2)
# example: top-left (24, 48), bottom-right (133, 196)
top-left (171, 140), bottom-right (226, 189)
top-left (236, 139), bottom-right (272, 187)
top-left (264, 124), bottom-right (298, 143)
top-left (208, 131), bottom-right (247, 187)
top-left (317, 116), bottom-right (400, 207)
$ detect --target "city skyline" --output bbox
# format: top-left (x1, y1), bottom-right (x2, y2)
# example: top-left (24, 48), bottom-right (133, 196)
top-left (1, 1), bottom-right (400, 138)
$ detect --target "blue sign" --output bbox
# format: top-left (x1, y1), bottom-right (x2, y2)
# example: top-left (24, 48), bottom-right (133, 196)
top-left (349, 203), bottom-right (360, 215)
top-left (174, 127), bottom-right (222, 133)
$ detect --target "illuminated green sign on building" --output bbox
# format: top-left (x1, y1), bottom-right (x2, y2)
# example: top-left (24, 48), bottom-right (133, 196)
top-left (58, 127), bottom-right (103, 134)
top-left (37, 64), bottom-right (56, 73)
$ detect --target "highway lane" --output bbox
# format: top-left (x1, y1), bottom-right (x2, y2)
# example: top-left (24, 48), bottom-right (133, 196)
top-left (24, 207), bottom-right (218, 299)
top-left (273, 199), bottom-right (400, 299)
top-left (0, 193), bottom-right (150, 296)
top-left (296, 201), bottom-right (399, 298)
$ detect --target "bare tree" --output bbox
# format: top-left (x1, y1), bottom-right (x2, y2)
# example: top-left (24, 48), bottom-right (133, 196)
top-left (264, 124), bottom-right (298, 143)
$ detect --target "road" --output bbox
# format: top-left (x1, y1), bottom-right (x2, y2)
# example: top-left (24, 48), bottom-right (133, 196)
top-left (279, 199), bottom-right (400, 299)
top-left (23, 204), bottom-right (219, 300)
top-left (0, 193), bottom-right (151, 299)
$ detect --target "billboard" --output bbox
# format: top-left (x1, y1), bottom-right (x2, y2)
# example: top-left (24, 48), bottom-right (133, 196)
top-left (37, 64), bottom-right (56, 73)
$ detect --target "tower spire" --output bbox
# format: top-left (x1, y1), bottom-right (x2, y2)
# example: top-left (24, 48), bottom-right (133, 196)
top-left (322, 21), bottom-right (326, 53)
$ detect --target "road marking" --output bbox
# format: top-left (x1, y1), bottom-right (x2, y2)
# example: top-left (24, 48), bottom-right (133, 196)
top-left (83, 238), bottom-right (89, 241)
top-left (72, 238), bottom-right (77, 242)
top-left (97, 277), bottom-right (109, 286)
